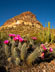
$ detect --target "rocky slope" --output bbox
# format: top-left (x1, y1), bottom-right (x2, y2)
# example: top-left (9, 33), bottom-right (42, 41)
top-left (0, 11), bottom-right (43, 37)
top-left (0, 11), bottom-right (43, 29)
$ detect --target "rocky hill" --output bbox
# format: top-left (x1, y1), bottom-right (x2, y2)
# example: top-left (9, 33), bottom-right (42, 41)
top-left (1, 11), bottom-right (42, 28)
top-left (0, 11), bottom-right (43, 37)
top-left (3, 11), bottom-right (37, 26)
top-left (3, 11), bottom-right (42, 26)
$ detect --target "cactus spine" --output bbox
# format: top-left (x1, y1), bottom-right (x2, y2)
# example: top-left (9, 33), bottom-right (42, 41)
top-left (26, 47), bottom-right (41, 65)
top-left (13, 47), bottom-right (18, 58)
top-left (15, 57), bottom-right (20, 65)
top-left (11, 40), bottom-right (15, 57)
top-left (20, 43), bottom-right (27, 61)
top-left (4, 44), bottom-right (11, 58)
top-left (18, 42), bottom-right (22, 50)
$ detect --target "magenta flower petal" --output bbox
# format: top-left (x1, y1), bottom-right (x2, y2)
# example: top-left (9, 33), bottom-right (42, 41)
top-left (19, 37), bottom-right (23, 42)
top-left (49, 48), bottom-right (53, 52)
top-left (12, 34), bottom-right (16, 37)
top-left (4, 40), bottom-right (10, 44)
top-left (41, 44), bottom-right (44, 47)
top-left (16, 35), bottom-right (21, 38)
top-left (43, 46), bottom-right (47, 50)
top-left (13, 37), bottom-right (19, 41)
top-left (31, 37), bottom-right (37, 40)
top-left (9, 34), bottom-right (15, 37)
top-left (41, 44), bottom-right (47, 51)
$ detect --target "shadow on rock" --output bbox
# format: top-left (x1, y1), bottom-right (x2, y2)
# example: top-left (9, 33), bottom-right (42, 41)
top-left (0, 66), bottom-right (7, 72)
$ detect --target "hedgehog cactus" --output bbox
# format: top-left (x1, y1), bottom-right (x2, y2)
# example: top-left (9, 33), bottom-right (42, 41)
top-left (13, 47), bottom-right (18, 58)
top-left (20, 43), bottom-right (27, 61)
top-left (11, 40), bottom-right (15, 57)
top-left (15, 57), bottom-right (20, 65)
top-left (4, 34), bottom-right (53, 66)
top-left (4, 40), bottom-right (11, 58)
top-left (26, 47), bottom-right (41, 65)
top-left (41, 44), bottom-right (53, 60)
top-left (18, 42), bottom-right (22, 50)
top-left (4, 44), bottom-right (10, 58)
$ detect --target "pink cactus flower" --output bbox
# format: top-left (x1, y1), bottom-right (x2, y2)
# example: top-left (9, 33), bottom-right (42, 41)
top-left (31, 37), bottom-right (37, 40)
top-left (41, 44), bottom-right (47, 51)
top-left (41, 52), bottom-right (44, 59)
top-left (49, 48), bottom-right (53, 52)
top-left (43, 46), bottom-right (47, 51)
top-left (19, 37), bottom-right (23, 42)
top-left (16, 35), bottom-right (21, 38)
top-left (41, 44), bottom-right (44, 47)
top-left (13, 37), bottom-right (19, 41)
top-left (4, 40), bottom-right (10, 44)
top-left (9, 34), bottom-right (15, 37)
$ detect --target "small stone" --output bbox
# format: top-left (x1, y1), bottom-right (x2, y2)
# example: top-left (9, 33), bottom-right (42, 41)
top-left (43, 69), bottom-right (46, 72)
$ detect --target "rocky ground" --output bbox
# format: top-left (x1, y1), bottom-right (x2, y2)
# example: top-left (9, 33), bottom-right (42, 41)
top-left (0, 43), bottom-right (55, 72)
top-left (5, 60), bottom-right (55, 72)
top-left (1, 60), bottom-right (55, 72)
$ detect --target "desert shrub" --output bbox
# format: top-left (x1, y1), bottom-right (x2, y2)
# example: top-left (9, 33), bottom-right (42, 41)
top-left (0, 31), bottom-right (8, 41)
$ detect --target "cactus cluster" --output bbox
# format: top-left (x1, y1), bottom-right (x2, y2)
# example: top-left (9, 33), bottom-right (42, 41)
top-left (4, 34), bottom-right (40, 66)
top-left (4, 34), bottom-right (53, 66)
top-left (40, 44), bottom-right (53, 61)
top-left (0, 31), bottom-right (8, 41)
top-left (38, 22), bottom-right (55, 43)
top-left (44, 22), bottom-right (55, 43)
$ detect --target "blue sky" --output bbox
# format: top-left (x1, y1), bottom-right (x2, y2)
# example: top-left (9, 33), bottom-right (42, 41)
top-left (0, 0), bottom-right (55, 28)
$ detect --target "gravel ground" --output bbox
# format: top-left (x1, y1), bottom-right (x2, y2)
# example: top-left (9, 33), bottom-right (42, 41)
top-left (0, 43), bottom-right (55, 72)
top-left (6, 60), bottom-right (55, 72)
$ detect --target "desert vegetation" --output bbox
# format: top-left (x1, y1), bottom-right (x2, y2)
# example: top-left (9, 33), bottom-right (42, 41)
top-left (0, 22), bottom-right (55, 72)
